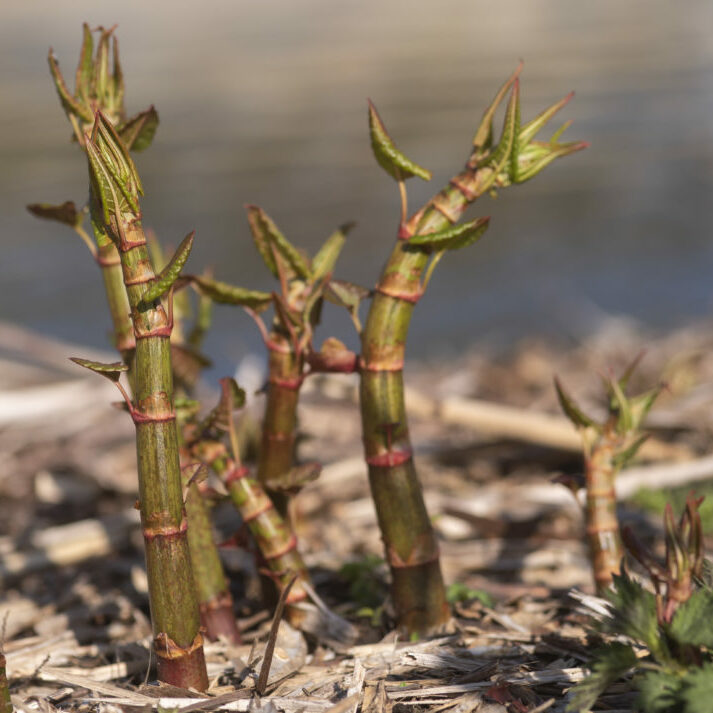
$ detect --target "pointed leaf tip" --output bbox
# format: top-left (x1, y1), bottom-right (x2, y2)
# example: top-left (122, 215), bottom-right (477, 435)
top-left (368, 99), bottom-right (432, 182)
top-left (118, 105), bottom-right (159, 152)
top-left (555, 377), bottom-right (595, 428)
top-left (140, 231), bottom-right (195, 305)
top-left (472, 62), bottom-right (523, 152)
top-left (245, 204), bottom-right (311, 280)
top-left (70, 356), bottom-right (128, 382)
top-left (190, 274), bottom-right (273, 310)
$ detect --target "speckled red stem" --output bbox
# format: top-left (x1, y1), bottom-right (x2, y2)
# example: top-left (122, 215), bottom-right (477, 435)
top-left (116, 220), bottom-right (207, 690)
top-left (360, 163), bottom-right (500, 635)
top-left (257, 329), bottom-right (303, 517)
top-left (585, 437), bottom-right (624, 594)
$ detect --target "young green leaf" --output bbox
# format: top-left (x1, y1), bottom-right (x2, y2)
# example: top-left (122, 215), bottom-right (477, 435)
top-left (118, 106), bottom-right (159, 152)
top-left (566, 642), bottom-right (637, 713)
top-left (74, 23), bottom-right (94, 105)
top-left (472, 62), bottom-right (523, 152)
top-left (48, 49), bottom-right (93, 123)
top-left (408, 217), bottom-right (490, 251)
top-left (139, 231), bottom-right (195, 305)
top-left (484, 80), bottom-right (520, 176)
top-left (519, 91), bottom-right (574, 147)
top-left (245, 205), bottom-right (311, 280)
top-left (612, 434), bottom-right (649, 469)
top-left (27, 201), bottom-right (82, 228)
top-left (70, 357), bottom-right (128, 382)
top-left (367, 100), bottom-right (432, 182)
top-left (190, 275), bottom-right (272, 310)
top-left (91, 111), bottom-right (143, 202)
top-left (554, 377), bottom-right (596, 429)
top-left (311, 222), bottom-right (354, 281)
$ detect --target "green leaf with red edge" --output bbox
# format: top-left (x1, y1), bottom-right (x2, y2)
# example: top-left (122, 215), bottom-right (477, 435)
top-left (409, 217), bottom-right (490, 251)
top-left (69, 357), bottom-right (128, 382)
top-left (139, 231), bottom-right (195, 306)
top-left (368, 100), bottom-right (432, 182)
top-left (246, 204), bottom-right (311, 280)
top-left (87, 111), bottom-right (143, 223)
top-left (27, 201), bottom-right (82, 228)
top-left (190, 274), bottom-right (272, 310)
top-left (74, 23), bottom-right (94, 105)
top-left (118, 106), bottom-right (159, 152)
top-left (485, 80), bottom-right (520, 175)
top-left (472, 63), bottom-right (522, 152)
top-left (48, 49), bottom-right (93, 123)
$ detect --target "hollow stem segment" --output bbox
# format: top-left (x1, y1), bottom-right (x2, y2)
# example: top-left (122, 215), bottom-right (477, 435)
top-left (84, 112), bottom-right (207, 690)
top-left (556, 363), bottom-right (663, 594)
top-left (364, 69), bottom-right (585, 635)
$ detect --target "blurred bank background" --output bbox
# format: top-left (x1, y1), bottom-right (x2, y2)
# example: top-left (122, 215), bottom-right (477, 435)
top-left (2, 0), bottom-right (713, 375)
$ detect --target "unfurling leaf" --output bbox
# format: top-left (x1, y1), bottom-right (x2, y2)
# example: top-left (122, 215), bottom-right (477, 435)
top-left (190, 275), bottom-right (272, 310)
top-left (118, 106), bottom-right (159, 152)
top-left (86, 111), bottom-right (143, 225)
top-left (27, 201), bottom-right (82, 228)
top-left (367, 100), bottom-right (432, 182)
top-left (70, 357), bottom-right (128, 382)
top-left (139, 231), bottom-right (195, 305)
top-left (246, 205), bottom-right (311, 280)
top-left (409, 217), bottom-right (490, 251)
top-left (472, 62), bottom-right (523, 152)
top-left (74, 24), bottom-right (94, 104)
top-left (48, 49), bottom-right (93, 123)
top-left (566, 642), bottom-right (637, 713)
top-left (484, 80), bottom-right (520, 176)
top-left (311, 222), bottom-right (354, 281)
top-left (554, 377), bottom-right (595, 429)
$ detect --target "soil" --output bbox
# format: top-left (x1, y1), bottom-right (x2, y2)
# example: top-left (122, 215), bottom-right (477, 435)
top-left (2, 316), bottom-right (713, 712)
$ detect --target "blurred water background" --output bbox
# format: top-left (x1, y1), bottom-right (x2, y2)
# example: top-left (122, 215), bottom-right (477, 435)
top-left (3, 0), bottom-right (713, 376)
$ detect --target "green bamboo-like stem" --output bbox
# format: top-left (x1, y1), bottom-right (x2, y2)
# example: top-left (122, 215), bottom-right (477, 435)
top-left (362, 71), bottom-right (585, 634)
top-left (360, 181), bottom-right (475, 635)
top-left (257, 327), bottom-right (304, 516)
top-left (183, 475), bottom-right (242, 643)
top-left (0, 654), bottom-right (10, 713)
top-left (85, 116), bottom-right (207, 689)
top-left (122, 229), bottom-right (207, 688)
top-left (192, 438), bottom-right (311, 627)
top-left (584, 437), bottom-right (623, 593)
